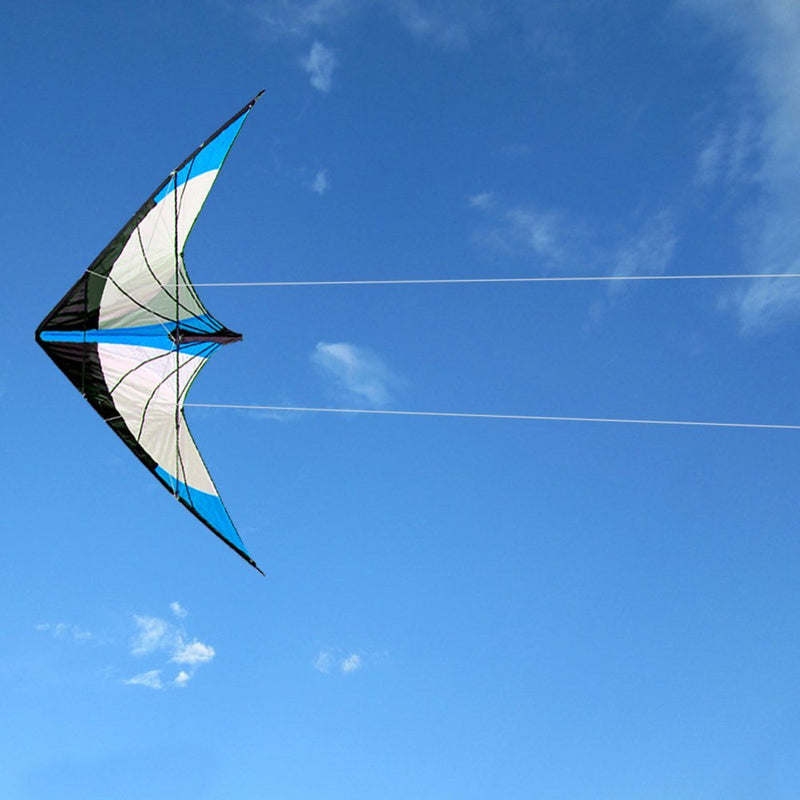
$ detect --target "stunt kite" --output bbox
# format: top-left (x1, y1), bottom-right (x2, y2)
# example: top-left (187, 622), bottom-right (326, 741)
top-left (36, 93), bottom-right (263, 573)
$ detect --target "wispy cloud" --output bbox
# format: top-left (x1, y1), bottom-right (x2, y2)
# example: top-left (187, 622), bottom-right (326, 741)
top-left (468, 191), bottom-right (495, 209)
top-left (125, 670), bottom-right (163, 690)
top-left (388, 0), bottom-right (487, 50)
top-left (302, 41), bottom-right (337, 91)
top-left (174, 670), bottom-right (192, 688)
top-left (171, 641), bottom-right (216, 666)
top-left (587, 211), bottom-right (678, 320)
top-left (250, 0), bottom-right (359, 38)
top-left (611, 211), bottom-right (677, 281)
top-left (504, 207), bottom-right (565, 264)
top-left (683, 0), bottom-right (800, 332)
top-left (170, 601), bottom-right (187, 619)
top-left (695, 118), bottom-right (758, 188)
top-left (35, 623), bottom-right (93, 642)
top-left (250, 0), bottom-right (486, 50)
top-left (314, 648), bottom-right (366, 674)
top-left (130, 615), bottom-right (175, 656)
top-left (127, 609), bottom-right (215, 688)
top-left (312, 342), bottom-right (400, 406)
top-left (340, 653), bottom-right (362, 673)
top-left (470, 193), bottom-right (575, 270)
top-left (314, 649), bottom-right (334, 673)
top-left (311, 169), bottom-right (330, 195)
top-left (36, 604), bottom-right (214, 690)
top-left (724, 278), bottom-right (800, 334)
top-left (471, 192), bottom-right (677, 320)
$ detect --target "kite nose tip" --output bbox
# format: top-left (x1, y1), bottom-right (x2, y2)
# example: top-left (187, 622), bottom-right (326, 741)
top-left (169, 327), bottom-right (243, 346)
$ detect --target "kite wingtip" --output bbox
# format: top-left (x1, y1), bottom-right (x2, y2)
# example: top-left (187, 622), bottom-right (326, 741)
top-left (250, 559), bottom-right (266, 577)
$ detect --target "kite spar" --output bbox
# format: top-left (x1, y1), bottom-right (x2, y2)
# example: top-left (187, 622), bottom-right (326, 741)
top-left (36, 93), bottom-right (264, 573)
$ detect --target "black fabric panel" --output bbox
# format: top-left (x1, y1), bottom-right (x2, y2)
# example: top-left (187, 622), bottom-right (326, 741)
top-left (105, 414), bottom-right (159, 474)
top-left (37, 339), bottom-right (158, 474)
top-left (35, 194), bottom-right (158, 336)
top-left (35, 274), bottom-right (91, 333)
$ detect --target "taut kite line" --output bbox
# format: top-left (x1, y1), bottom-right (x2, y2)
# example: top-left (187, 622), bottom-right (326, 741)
top-left (36, 93), bottom-right (263, 574)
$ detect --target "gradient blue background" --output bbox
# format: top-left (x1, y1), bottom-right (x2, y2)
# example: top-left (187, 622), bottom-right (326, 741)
top-left (3, 1), bottom-right (800, 797)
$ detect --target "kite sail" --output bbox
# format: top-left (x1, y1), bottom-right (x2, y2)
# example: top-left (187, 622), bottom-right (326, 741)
top-left (36, 93), bottom-right (263, 573)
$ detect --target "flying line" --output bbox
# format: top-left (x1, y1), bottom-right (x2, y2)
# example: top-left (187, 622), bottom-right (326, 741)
top-left (184, 404), bottom-right (800, 431)
top-left (188, 273), bottom-right (800, 287)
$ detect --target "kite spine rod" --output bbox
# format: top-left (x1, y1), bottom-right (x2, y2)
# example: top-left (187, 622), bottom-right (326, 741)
top-left (183, 404), bottom-right (800, 431)
top-left (185, 273), bottom-right (800, 287)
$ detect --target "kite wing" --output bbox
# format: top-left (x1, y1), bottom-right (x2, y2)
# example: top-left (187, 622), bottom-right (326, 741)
top-left (36, 93), bottom-right (263, 573)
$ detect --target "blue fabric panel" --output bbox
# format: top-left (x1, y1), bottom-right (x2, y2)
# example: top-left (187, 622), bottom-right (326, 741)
top-left (39, 315), bottom-right (221, 354)
top-left (153, 114), bottom-right (248, 205)
top-left (177, 313), bottom-right (221, 334)
top-left (155, 466), bottom-right (248, 555)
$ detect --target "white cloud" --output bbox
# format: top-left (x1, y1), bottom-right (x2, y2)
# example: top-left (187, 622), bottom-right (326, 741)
top-left (472, 195), bottom-right (569, 268)
top-left (585, 211), bottom-right (677, 324)
top-left (388, 0), bottom-right (481, 49)
top-left (314, 649), bottom-right (334, 673)
top-left (125, 670), bottom-right (164, 690)
top-left (36, 605), bottom-right (214, 690)
top-left (340, 653), bottom-right (362, 673)
top-left (250, 0), bottom-right (358, 37)
top-left (468, 191), bottom-right (495, 209)
top-left (130, 615), bottom-right (176, 656)
top-left (302, 41), bottom-right (337, 92)
top-left (472, 193), bottom-right (678, 324)
top-left (311, 169), bottom-right (330, 195)
top-left (171, 641), bottom-right (216, 666)
top-left (683, 0), bottom-right (800, 331)
top-left (313, 342), bottom-right (399, 406)
top-left (695, 125), bottom-right (728, 187)
top-left (695, 118), bottom-right (758, 187)
top-left (612, 212), bottom-right (677, 281)
top-left (727, 277), bottom-right (800, 334)
top-left (128, 606), bottom-right (215, 688)
top-left (314, 648), bottom-right (366, 674)
top-left (174, 670), bottom-right (192, 688)
top-left (170, 601), bottom-right (187, 619)
top-left (250, 0), bottom-right (486, 50)
top-left (471, 185), bottom-right (676, 278)
top-left (505, 207), bottom-right (564, 263)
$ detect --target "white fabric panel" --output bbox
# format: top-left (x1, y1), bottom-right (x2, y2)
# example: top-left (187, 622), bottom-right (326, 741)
top-left (97, 343), bottom-right (217, 495)
top-left (99, 171), bottom-right (218, 329)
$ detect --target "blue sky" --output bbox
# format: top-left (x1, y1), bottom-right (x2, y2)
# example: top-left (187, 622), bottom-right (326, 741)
top-left (4, 0), bottom-right (800, 797)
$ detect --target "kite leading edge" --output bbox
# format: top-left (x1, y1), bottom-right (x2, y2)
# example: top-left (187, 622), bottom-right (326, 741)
top-left (36, 92), bottom-right (264, 574)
